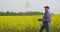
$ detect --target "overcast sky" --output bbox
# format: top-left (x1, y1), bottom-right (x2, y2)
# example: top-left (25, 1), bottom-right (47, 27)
top-left (0, 0), bottom-right (60, 14)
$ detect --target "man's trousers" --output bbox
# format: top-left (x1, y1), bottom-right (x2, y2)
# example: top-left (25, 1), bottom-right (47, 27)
top-left (39, 22), bottom-right (50, 32)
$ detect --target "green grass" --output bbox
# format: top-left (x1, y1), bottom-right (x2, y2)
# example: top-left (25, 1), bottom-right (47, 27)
top-left (0, 15), bottom-right (60, 32)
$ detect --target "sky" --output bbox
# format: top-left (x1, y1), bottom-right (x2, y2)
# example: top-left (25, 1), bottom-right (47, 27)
top-left (0, 0), bottom-right (60, 14)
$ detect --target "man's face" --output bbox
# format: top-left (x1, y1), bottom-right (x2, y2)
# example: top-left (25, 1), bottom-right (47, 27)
top-left (45, 8), bottom-right (49, 12)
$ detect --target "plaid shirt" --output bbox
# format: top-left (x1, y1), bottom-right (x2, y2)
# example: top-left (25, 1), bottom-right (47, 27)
top-left (42, 12), bottom-right (51, 21)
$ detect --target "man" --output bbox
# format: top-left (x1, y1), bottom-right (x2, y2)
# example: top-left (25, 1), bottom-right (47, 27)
top-left (39, 6), bottom-right (51, 32)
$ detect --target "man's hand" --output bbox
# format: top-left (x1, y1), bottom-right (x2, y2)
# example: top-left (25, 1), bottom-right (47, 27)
top-left (43, 19), bottom-right (48, 21)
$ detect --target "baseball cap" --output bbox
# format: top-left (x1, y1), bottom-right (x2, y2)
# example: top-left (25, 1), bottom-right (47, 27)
top-left (44, 6), bottom-right (49, 9)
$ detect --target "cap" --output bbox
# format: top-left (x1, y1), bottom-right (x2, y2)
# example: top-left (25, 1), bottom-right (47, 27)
top-left (44, 6), bottom-right (49, 9)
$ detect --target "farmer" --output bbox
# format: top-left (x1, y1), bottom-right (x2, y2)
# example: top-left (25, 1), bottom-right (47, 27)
top-left (39, 6), bottom-right (51, 32)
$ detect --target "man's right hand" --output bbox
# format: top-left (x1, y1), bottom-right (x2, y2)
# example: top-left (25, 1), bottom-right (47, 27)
top-left (43, 19), bottom-right (49, 21)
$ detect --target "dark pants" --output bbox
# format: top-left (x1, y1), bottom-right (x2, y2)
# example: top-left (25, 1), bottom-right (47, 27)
top-left (39, 22), bottom-right (50, 32)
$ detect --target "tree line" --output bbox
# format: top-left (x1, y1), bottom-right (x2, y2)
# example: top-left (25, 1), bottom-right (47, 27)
top-left (0, 11), bottom-right (43, 16)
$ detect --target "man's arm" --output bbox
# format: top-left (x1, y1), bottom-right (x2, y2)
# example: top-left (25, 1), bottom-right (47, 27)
top-left (43, 19), bottom-right (49, 21)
